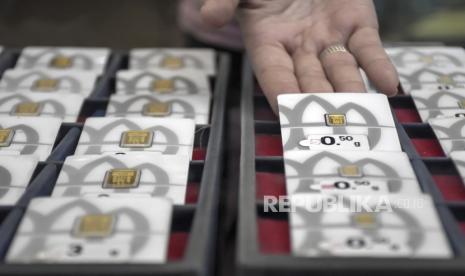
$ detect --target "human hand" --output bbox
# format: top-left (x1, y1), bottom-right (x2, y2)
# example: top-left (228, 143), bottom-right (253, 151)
top-left (201, 0), bottom-right (399, 113)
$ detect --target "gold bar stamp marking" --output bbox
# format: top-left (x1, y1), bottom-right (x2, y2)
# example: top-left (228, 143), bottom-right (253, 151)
top-left (103, 169), bottom-right (141, 189)
top-left (325, 114), bottom-right (347, 127)
top-left (120, 130), bottom-right (153, 148)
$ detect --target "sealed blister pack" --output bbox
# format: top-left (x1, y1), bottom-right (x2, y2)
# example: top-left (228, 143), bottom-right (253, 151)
top-left (15, 47), bottom-right (111, 73)
top-left (0, 92), bottom-right (84, 122)
top-left (106, 94), bottom-right (211, 125)
top-left (116, 69), bottom-right (211, 95)
top-left (51, 154), bottom-right (190, 204)
top-left (74, 117), bottom-right (195, 157)
top-left (278, 93), bottom-right (401, 152)
top-left (283, 151), bottom-right (422, 196)
top-left (6, 197), bottom-right (172, 264)
top-left (0, 69), bottom-right (99, 97)
top-left (130, 48), bottom-right (216, 76)
top-left (289, 194), bottom-right (451, 258)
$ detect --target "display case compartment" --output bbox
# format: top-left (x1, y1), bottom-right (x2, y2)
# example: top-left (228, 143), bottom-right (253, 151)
top-left (239, 58), bottom-right (465, 276)
top-left (0, 48), bottom-right (230, 276)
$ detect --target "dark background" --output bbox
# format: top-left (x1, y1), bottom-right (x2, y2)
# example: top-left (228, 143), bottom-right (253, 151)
top-left (0, 0), bottom-right (464, 48)
top-left (0, 0), bottom-right (183, 47)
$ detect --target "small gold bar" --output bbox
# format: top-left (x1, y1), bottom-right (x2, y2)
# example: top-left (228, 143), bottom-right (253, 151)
top-left (353, 213), bottom-right (377, 228)
top-left (438, 75), bottom-right (454, 86)
top-left (0, 129), bottom-right (15, 147)
top-left (325, 114), bottom-right (347, 127)
top-left (151, 79), bottom-right (175, 94)
top-left (120, 130), bottom-right (153, 148)
top-left (12, 102), bottom-right (41, 116)
top-left (143, 101), bottom-right (171, 117)
top-left (419, 55), bottom-right (434, 64)
top-left (339, 165), bottom-right (363, 178)
top-left (160, 56), bottom-right (184, 69)
top-left (103, 168), bottom-right (141, 189)
top-left (74, 214), bottom-right (115, 238)
top-left (32, 78), bottom-right (59, 92)
top-left (49, 55), bottom-right (73, 68)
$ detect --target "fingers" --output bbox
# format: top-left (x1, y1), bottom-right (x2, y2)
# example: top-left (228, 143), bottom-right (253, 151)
top-left (349, 27), bottom-right (399, 96)
top-left (293, 49), bottom-right (334, 93)
top-left (320, 45), bottom-right (366, 92)
top-left (201, 0), bottom-right (239, 28)
top-left (249, 43), bottom-right (300, 113)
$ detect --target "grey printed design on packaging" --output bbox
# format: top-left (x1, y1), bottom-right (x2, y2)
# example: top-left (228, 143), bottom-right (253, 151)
top-left (390, 50), bottom-right (463, 67)
top-left (108, 95), bottom-right (195, 118)
top-left (57, 155), bottom-right (172, 197)
top-left (2, 71), bottom-right (82, 93)
top-left (20, 49), bottom-right (94, 70)
top-left (279, 95), bottom-right (388, 151)
top-left (430, 119), bottom-right (465, 152)
top-left (413, 91), bottom-right (465, 120)
top-left (0, 94), bottom-right (66, 118)
top-left (0, 166), bottom-right (12, 198)
top-left (286, 152), bottom-right (407, 194)
top-left (11, 200), bottom-right (152, 261)
top-left (400, 69), bottom-right (465, 90)
top-left (131, 51), bottom-right (204, 69)
top-left (0, 166), bottom-right (12, 186)
top-left (0, 122), bottom-right (39, 154)
top-left (118, 72), bottom-right (200, 95)
top-left (293, 197), bottom-right (425, 255)
top-left (413, 91), bottom-right (465, 109)
top-left (80, 119), bottom-right (181, 154)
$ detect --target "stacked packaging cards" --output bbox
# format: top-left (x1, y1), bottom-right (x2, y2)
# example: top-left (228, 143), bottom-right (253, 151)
top-left (3, 47), bottom-right (217, 264)
top-left (15, 47), bottom-right (110, 73)
top-left (0, 47), bottom-right (113, 209)
top-left (0, 47), bottom-right (111, 122)
top-left (107, 94), bottom-right (210, 125)
top-left (380, 47), bottom-right (465, 159)
top-left (365, 45), bottom-right (465, 178)
top-left (112, 49), bottom-right (214, 124)
top-left (364, 46), bottom-right (465, 94)
top-left (278, 93), bottom-right (451, 258)
top-left (129, 48), bottom-right (216, 76)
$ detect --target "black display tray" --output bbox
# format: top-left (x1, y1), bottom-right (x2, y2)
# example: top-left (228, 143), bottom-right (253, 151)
top-left (238, 58), bottom-right (465, 276)
top-left (0, 48), bottom-right (230, 276)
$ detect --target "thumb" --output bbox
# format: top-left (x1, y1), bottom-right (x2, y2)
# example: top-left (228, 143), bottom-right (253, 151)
top-left (201, 0), bottom-right (240, 28)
